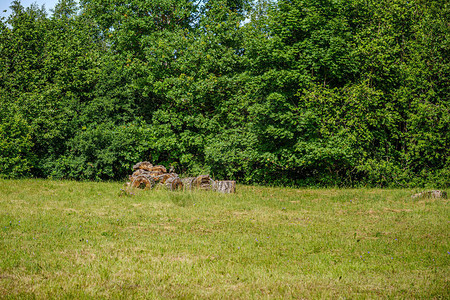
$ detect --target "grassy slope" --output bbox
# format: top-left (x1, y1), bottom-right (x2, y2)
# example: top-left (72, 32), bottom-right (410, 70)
top-left (0, 179), bottom-right (448, 299)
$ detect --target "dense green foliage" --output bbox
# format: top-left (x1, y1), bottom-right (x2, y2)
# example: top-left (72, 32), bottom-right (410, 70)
top-left (0, 0), bottom-right (448, 187)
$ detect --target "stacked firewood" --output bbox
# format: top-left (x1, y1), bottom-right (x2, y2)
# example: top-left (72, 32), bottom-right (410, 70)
top-left (127, 161), bottom-right (236, 193)
top-left (129, 161), bottom-right (181, 191)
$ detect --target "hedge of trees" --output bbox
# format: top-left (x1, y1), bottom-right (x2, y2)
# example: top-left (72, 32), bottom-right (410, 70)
top-left (1, 0), bottom-right (448, 187)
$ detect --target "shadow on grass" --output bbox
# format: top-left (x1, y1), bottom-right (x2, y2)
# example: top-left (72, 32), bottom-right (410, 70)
top-left (167, 191), bottom-right (194, 207)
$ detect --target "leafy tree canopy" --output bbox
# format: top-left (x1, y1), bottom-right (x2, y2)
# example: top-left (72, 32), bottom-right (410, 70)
top-left (0, 0), bottom-right (448, 187)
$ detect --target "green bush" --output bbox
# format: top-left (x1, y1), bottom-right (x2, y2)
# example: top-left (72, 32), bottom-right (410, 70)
top-left (0, 113), bottom-right (35, 178)
top-left (43, 121), bottom-right (155, 180)
top-left (0, 0), bottom-right (447, 187)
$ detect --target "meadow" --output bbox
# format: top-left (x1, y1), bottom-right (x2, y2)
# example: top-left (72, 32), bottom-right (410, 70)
top-left (0, 179), bottom-right (448, 298)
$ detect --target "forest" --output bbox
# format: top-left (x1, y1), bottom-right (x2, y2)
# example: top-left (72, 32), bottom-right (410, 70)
top-left (0, 0), bottom-right (448, 187)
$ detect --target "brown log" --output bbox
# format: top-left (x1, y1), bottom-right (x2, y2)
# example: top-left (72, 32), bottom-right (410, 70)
top-left (181, 177), bottom-right (196, 190)
top-left (212, 181), bottom-right (236, 193)
top-left (154, 173), bottom-right (177, 184)
top-left (131, 169), bottom-right (152, 177)
top-left (133, 161), bottom-right (153, 171)
top-left (193, 175), bottom-right (212, 190)
top-left (165, 177), bottom-right (183, 191)
top-left (149, 165), bottom-right (167, 173)
top-left (131, 175), bottom-right (155, 189)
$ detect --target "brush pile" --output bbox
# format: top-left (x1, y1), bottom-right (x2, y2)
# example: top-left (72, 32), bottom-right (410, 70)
top-left (127, 161), bottom-right (236, 193)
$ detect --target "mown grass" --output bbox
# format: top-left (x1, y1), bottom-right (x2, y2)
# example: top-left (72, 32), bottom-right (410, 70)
top-left (0, 179), bottom-right (448, 299)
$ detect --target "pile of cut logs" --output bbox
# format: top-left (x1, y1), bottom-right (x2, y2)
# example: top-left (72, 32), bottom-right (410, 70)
top-left (128, 161), bottom-right (236, 193)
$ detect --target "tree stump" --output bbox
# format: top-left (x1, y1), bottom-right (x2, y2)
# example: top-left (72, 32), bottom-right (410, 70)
top-left (212, 180), bottom-right (236, 193)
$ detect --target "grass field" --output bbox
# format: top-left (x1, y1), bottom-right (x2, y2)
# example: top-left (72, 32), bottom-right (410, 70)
top-left (0, 179), bottom-right (448, 299)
